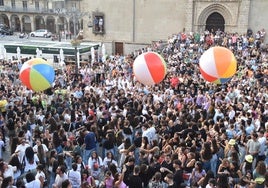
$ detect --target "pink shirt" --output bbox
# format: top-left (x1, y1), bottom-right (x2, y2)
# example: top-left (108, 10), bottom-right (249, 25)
top-left (105, 177), bottom-right (114, 188)
top-left (118, 181), bottom-right (127, 188)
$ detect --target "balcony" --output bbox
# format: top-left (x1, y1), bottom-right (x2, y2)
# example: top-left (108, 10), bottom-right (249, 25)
top-left (0, 6), bottom-right (57, 14)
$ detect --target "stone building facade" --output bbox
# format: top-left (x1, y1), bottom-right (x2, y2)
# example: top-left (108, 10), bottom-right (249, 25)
top-left (82, 0), bottom-right (267, 54)
top-left (0, 0), bottom-right (267, 55)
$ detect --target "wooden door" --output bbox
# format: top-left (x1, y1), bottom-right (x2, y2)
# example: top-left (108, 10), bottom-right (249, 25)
top-left (114, 42), bottom-right (124, 56)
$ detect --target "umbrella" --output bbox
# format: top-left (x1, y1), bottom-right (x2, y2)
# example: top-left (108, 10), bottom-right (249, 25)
top-left (98, 46), bottom-right (101, 62)
top-left (0, 46), bottom-right (3, 59)
top-left (3, 47), bottom-right (6, 60)
top-left (59, 48), bottom-right (64, 63)
top-left (102, 43), bottom-right (106, 62)
top-left (17, 47), bottom-right (21, 60)
top-left (39, 49), bottom-right (42, 57)
top-left (77, 51), bottom-right (80, 68)
top-left (36, 48), bottom-right (40, 58)
top-left (91, 47), bottom-right (95, 64)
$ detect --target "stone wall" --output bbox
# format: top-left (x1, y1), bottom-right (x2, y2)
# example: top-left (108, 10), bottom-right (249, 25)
top-left (81, 0), bottom-right (268, 55)
top-left (82, 0), bottom-right (187, 44)
top-left (248, 0), bottom-right (268, 37)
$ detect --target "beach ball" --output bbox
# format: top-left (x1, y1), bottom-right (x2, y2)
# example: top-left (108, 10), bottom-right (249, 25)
top-left (199, 46), bottom-right (237, 84)
top-left (19, 58), bottom-right (55, 92)
top-left (133, 52), bottom-right (167, 86)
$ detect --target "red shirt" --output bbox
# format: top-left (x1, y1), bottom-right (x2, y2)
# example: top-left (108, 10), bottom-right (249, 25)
top-left (170, 77), bottom-right (179, 88)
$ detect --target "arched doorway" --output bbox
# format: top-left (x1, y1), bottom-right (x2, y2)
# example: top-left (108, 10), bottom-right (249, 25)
top-left (35, 16), bottom-right (45, 30)
top-left (0, 14), bottom-right (10, 27)
top-left (47, 16), bottom-right (55, 33)
top-left (22, 16), bottom-right (31, 32)
top-left (11, 15), bottom-right (21, 32)
top-left (205, 12), bottom-right (225, 33)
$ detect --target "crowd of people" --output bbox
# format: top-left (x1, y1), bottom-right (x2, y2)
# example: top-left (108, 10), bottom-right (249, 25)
top-left (0, 28), bottom-right (267, 188)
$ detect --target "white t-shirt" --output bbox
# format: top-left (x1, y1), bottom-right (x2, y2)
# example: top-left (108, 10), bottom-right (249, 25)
top-left (142, 126), bottom-right (156, 144)
top-left (35, 171), bottom-right (46, 181)
top-left (3, 165), bottom-right (17, 178)
top-left (103, 157), bottom-right (118, 169)
top-left (88, 156), bottom-right (103, 171)
top-left (15, 143), bottom-right (30, 162)
top-left (0, 140), bottom-right (4, 158)
top-left (25, 179), bottom-right (41, 188)
top-left (99, 18), bottom-right (103, 26)
top-left (33, 144), bottom-right (48, 153)
top-left (258, 136), bottom-right (266, 156)
top-left (24, 154), bottom-right (39, 172)
top-left (67, 169), bottom-right (81, 188)
top-left (54, 173), bottom-right (68, 188)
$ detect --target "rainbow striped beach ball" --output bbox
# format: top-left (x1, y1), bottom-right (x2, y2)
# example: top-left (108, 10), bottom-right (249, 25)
top-left (19, 58), bottom-right (55, 92)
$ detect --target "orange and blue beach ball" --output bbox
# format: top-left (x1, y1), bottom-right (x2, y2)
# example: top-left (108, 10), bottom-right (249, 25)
top-left (199, 46), bottom-right (237, 84)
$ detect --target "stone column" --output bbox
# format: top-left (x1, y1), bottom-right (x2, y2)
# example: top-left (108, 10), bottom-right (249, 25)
top-left (236, 0), bottom-right (250, 34)
top-left (184, 0), bottom-right (194, 33)
top-left (31, 16), bottom-right (35, 31)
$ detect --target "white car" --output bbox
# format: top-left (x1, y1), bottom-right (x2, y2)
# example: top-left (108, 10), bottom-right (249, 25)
top-left (30, 29), bottom-right (52, 38)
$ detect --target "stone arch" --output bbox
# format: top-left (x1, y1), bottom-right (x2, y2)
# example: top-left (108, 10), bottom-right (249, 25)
top-left (34, 15), bottom-right (45, 30)
top-left (0, 14), bottom-right (10, 27)
top-left (46, 16), bottom-right (56, 33)
top-left (206, 12), bottom-right (225, 33)
top-left (57, 16), bottom-right (67, 32)
top-left (21, 15), bottom-right (31, 32)
top-left (197, 3), bottom-right (233, 32)
top-left (10, 14), bottom-right (21, 32)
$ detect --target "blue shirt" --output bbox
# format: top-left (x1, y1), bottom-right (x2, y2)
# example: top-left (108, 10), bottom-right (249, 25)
top-left (85, 132), bottom-right (96, 150)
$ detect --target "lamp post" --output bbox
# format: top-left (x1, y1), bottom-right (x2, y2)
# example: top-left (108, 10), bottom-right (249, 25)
top-left (59, 7), bottom-right (87, 80)
top-left (71, 38), bottom-right (81, 79)
top-left (56, 8), bottom-right (62, 42)
top-left (65, 7), bottom-right (88, 38)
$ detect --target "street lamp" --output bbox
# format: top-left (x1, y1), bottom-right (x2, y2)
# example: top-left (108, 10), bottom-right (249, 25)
top-left (71, 38), bottom-right (81, 79)
top-left (65, 7), bottom-right (88, 38)
top-left (55, 8), bottom-right (62, 42)
top-left (58, 7), bottom-right (88, 80)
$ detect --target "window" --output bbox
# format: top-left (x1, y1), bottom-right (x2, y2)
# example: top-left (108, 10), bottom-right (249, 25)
top-left (35, 1), bottom-right (39, 10)
top-left (0, 0), bottom-right (4, 6)
top-left (22, 1), bottom-right (27, 11)
top-left (92, 12), bottom-right (104, 34)
top-left (11, 0), bottom-right (15, 8)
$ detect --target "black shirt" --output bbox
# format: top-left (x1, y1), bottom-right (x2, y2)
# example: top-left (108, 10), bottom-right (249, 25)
top-left (173, 169), bottom-right (183, 188)
top-left (161, 161), bottom-right (174, 180)
top-left (128, 174), bottom-right (143, 188)
top-left (123, 164), bottom-right (134, 186)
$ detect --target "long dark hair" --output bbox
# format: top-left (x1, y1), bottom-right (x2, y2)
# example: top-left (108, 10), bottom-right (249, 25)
top-left (25, 147), bottom-right (35, 164)
top-left (52, 131), bottom-right (61, 148)
top-left (201, 142), bottom-right (212, 161)
top-left (9, 154), bottom-right (21, 171)
top-left (201, 170), bottom-right (214, 188)
top-left (217, 173), bottom-right (229, 188)
top-left (1, 176), bottom-right (13, 188)
top-left (10, 137), bottom-right (20, 154)
top-left (37, 144), bottom-right (46, 165)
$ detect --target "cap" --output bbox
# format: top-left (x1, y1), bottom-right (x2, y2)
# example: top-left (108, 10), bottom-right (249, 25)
top-left (255, 177), bottom-right (265, 184)
top-left (245, 155), bottom-right (253, 163)
top-left (228, 139), bottom-right (236, 146)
